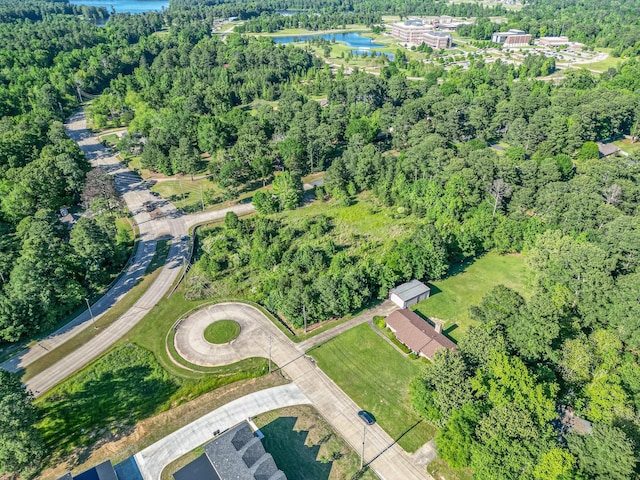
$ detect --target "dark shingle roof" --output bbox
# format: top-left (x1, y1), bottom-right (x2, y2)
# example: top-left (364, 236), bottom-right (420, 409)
top-left (75, 461), bottom-right (118, 480)
top-left (173, 454), bottom-right (220, 480)
top-left (204, 422), bottom-right (286, 480)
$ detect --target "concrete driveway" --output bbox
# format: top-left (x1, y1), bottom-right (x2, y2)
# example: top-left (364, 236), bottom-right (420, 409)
top-left (11, 111), bottom-right (255, 397)
top-left (134, 384), bottom-right (311, 480)
top-left (173, 302), bottom-right (431, 480)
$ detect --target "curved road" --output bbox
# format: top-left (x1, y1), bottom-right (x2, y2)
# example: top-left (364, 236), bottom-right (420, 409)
top-left (170, 302), bottom-right (430, 480)
top-left (5, 111), bottom-right (431, 478)
top-left (135, 384), bottom-right (312, 480)
top-left (3, 110), bottom-right (254, 396)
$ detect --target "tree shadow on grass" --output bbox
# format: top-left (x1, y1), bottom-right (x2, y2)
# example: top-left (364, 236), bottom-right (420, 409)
top-left (260, 417), bottom-right (332, 480)
top-left (37, 345), bottom-right (179, 460)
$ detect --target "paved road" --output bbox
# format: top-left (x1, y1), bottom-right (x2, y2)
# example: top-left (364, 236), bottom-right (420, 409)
top-left (173, 302), bottom-right (432, 480)
top-left (134, 384), bottom-right (311, 480)
top-left (1, 110), bottom-right (176, 374)
top-left (15, 110), bottom-right (255, 397)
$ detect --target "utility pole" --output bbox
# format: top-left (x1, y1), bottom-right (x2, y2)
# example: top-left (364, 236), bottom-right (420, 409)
top-left (200, 185), bottom-right (205, 211)
top-left (85, 298), bottom-right (97, 329)
top-left (268, 334), bottom-right (273, 373)
top-left (303, 305), bottom-right (307, 333)
top-left (360, 424), bottom-right (366, 470)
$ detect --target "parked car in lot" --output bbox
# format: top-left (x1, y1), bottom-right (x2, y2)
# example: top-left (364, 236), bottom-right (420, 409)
top-left (358, 410), bottom-right (375, 425)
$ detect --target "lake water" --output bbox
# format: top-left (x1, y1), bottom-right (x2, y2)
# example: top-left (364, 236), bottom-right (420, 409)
top-left (273, 32), bottom-right (393, 60)
top-left (69, 0), bottom-right (169, 14)
top-left (273, 32), bottom-right (384, 49)
top-left (350, 49), bottom-right (395, 60)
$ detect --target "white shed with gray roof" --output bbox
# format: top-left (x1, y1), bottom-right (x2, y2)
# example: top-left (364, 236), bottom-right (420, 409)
top-left (389, 280), bottom-right (431, 308)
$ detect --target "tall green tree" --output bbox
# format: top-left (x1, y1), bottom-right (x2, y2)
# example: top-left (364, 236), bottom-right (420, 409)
top-left (0, 370), bottom-right (46, 475)
top-left (272, 171), bottom-right (303, 210)
top-left (567, 424), bottom-right (637, 480)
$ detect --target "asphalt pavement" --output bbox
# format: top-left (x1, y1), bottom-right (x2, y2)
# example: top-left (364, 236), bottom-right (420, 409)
top-left (172, 302), bottom-right (432, 480)
top-left (16, 110), bottom-right (255, 397)
top-left (134, 384), bottom-right (311, 480)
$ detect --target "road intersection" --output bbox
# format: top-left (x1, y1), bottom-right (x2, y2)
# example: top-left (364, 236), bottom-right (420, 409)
top-left (170, 302), bottom-right (432, 480)
top-left (4, 111), bottom-right (433, 479)
top-left (2, 110), bottom-right (253, 394)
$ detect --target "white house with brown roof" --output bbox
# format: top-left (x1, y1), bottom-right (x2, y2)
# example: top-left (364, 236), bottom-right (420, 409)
top-left (385, 309), bottom-right (456, 360)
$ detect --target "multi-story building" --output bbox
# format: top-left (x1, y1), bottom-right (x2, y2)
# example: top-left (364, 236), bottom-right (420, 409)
top-left (390, 19), bottom-right (432, 44)
top-left (423, 31), bottom-right (453, 49)
top-left (492, 29), bottom-right (532, 47)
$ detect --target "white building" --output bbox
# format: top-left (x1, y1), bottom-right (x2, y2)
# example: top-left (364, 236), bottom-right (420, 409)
top-left (389, 280), bottom-right (431, 309)
top-left (390, 20), bottom-right (432, 44)
top-left (492, 29), bottom-right (532, 47)
top-left (423, 31), bottom-right (453, 49)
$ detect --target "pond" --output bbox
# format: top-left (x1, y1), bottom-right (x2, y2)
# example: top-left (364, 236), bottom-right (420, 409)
top-left (350, 49), bottom-right (395, 60)
top-left (273, 32), bottom-right (385, 49)
top-left (69, 0), bottom-right (168, 14)
top-left (273, 32), bottom-right (393, 60)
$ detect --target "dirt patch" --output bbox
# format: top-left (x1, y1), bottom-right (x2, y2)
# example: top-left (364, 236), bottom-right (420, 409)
top-left (37, 374), bottom-right (288, 480)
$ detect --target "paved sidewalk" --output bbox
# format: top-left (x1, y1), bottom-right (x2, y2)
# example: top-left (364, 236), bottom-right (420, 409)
top-left (134, 384), bottom-right (311, 480)
top-left (173, 303), bottom-right (431, 480)
top-left (4, 110), bottom-right (257, 396)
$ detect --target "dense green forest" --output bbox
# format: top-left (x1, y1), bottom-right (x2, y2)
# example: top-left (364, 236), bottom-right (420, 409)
top-left (0, 1), bottom-right (167, 345)
top-left (80, 4), bottom-right (640, 478)
top-left (510, 0), bottom-right (640, 54)
top-left (0, 0), bottom-right (640, 478)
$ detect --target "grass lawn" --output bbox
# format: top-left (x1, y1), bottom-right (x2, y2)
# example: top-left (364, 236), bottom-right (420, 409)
top-left (150, 177), bottom-right (263, 213)
top-left (22, 239), bottom-right (171, 381)
top-left (151, 177), bottom-right (219, 213)
top-left (412, 252), bottom-right (531, 342)
top-left (311, 323), bottom-right (436, 453)
top-left (38, 374), bottom-right (289, 480)
top-left (36, 343), bottom-right (270, 459)
top-left (427, 459), bottom-right (474, 480)
top-left (255, 406), bottom-right (379, 480)
top-left (36, 344), bottom-right (181, 456)
top-left (203, 320), bottom-right (241, 344)
top-left (613, 138), bottom-right (640, 156)
top-left (282, 192), bottom-right (414, 249)
top-left (99, 133), bottom-right (120, 147)
top-left (578, 49), bottom-right (621, 72)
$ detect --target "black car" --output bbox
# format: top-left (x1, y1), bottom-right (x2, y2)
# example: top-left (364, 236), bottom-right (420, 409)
top-left (358, 410), bottom-right (375, 425)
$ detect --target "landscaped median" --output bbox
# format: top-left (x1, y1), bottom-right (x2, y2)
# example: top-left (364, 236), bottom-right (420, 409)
top-left (21, 239), bottom-right (171, 381)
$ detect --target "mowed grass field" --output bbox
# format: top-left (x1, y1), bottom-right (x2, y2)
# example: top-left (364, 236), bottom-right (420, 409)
top-left (413, 252), bottom-right (531, 342)
top-left (311, 324), bottom-right (436, 453)
top-left (255, 405), bottom-right (379, 480)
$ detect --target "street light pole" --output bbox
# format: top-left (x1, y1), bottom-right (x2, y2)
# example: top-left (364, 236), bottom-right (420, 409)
top-left (268, 334), bottom-right (272, 373)
top-left (361, 424), bottom-right (366, 469)
top-left (85, 298), bottom-right (97, 329)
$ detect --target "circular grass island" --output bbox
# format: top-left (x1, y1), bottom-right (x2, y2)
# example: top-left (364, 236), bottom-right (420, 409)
top-left (203, 320), bottom-right (241, 344)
